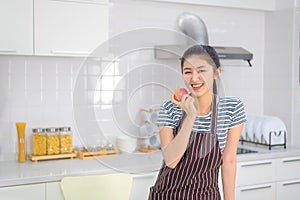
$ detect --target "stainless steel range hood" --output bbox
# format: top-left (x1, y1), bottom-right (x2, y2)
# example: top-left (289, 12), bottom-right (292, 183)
top-left (155, 13), bottom-right (253, 66)
top-left (154, 45), bottom-right (253, 66)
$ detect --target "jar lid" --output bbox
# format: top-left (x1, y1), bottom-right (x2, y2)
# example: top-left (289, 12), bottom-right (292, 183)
top-left (59, 127), bottom-right (71, 132)
top-left (46, 127), bottom-right (59, 132)
top-left (32, 128), bottom-right (45, 133)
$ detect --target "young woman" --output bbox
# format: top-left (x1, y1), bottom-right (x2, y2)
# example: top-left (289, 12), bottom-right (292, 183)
top-left (148, 45), bottom-right (246, 200)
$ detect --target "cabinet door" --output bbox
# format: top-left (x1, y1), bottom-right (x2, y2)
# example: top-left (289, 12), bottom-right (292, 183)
top-left (277, 156), bottom-right (300, 181)
top-left (236, 159), bottom-right (276, 187)
top-left (0, 183), bottom-right (45, 200)
top-left (35, 0), bottom-right (108, 57)
top-left (0, 0), bottom-right (33, 55)
top-left (235, 183), bottom-right (276, 200)
top-left (277, 179), bottom-right (300, 200)
top-left (130, 172), bottom-right (158, 200)
top-left (45, 182), bottom-right (64, 200)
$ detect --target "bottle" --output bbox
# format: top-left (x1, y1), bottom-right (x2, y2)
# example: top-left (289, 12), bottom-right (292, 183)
top-left (32, 128), bottom-right (47, 156)
top-left (59, 127), bottom-right (72, 154)
top-left (16, 122), bottom-right (26, 162)
top-left (46, 127), bottom-right (60, 155)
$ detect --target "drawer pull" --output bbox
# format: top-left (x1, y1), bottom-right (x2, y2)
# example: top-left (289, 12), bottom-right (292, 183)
top-left (0, 49), bottom-right (16, 53)
top-left (283, 158), bottom-right (300, 163)
top-left (282, 180), bottom-right (300, 186)
top-left (51, 50), bottom-right (90, 56)
top-left (49, 0), bottom-right (107, 4)
top-left (240, 184), bottom-right (272, 192)
top-left (241, 161), bottom-right (272, 167)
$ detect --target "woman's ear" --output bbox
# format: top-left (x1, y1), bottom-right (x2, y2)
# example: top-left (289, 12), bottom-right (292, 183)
top-left (214, 67), bottom-right (222, 79)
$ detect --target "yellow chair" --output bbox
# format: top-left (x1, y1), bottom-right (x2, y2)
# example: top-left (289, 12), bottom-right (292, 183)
top-left (60, 173), bottom-right (133, 200)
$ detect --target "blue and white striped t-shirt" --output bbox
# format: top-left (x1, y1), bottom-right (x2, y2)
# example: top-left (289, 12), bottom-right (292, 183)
top-left (157, 96), bottom-right (247, 152)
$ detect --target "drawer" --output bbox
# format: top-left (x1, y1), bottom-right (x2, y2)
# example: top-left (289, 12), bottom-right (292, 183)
top-left (277, 179), bottom-right (300, 200)
top-left (235, 183), bottom-right (276, 200)
top-left (236, 159), bottom-right (276, 186)
top-left (277, 156), bottom-right (300, 181)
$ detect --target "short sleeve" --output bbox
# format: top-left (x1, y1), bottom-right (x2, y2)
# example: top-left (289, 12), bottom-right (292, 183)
top-left (228, 98), bottom-right (247, 129)
top-left (156, 102), bottom-right (177, 129)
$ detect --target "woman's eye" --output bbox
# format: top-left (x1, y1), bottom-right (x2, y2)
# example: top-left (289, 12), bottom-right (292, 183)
top-left (184, 71), bottom-right (192, 74)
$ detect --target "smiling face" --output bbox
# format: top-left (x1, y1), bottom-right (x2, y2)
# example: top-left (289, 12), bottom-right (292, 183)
top-left (182, 55), bottom-right (220, 99)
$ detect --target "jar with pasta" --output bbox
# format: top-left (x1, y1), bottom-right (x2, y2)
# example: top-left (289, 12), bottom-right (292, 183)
top-left (46, 127), bottom-right (60, 155)
top-left (59, 127), bottom-right (72, 154)
top-left (32, 128), bottom-right (47, 156)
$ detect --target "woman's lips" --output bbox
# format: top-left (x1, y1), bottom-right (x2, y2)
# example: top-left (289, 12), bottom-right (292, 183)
top-left (191, 83), bottom-right (204, 91)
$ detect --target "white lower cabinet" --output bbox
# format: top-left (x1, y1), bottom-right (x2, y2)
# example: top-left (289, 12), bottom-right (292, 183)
top-left (235, 159), bottom-right (276, 200)
top-left (277, 179), bottom-right (300, 200)
top-left (235, 156), bottom-right (300, 200)
top-left (0, 183), bottom-right (45, 200)
top-left (236, 159), bottom-right (276, 187)
top-left (130, 172), bottom-right (158, 200)
top-left (277, 156), bottom-right (300, 180)
top-left (235, 183), bottom-right (276, 200)
top-left (276, 156), bottom-right (300, 200)
top-left (45, 182), bottom-right (64, 200)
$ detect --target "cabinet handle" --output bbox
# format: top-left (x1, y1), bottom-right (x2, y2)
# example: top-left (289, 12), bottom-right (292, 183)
top-left (282, 158), bottom-right (300, 163)
top-left (132, 172), bottom-right (158, 179)
top-left (282, 180), bottom-right (300, 186)
top-left (51, 50), bottom-right (90, 56)
top-left (241, 161), bottom-right (272, 167)
top-left (0, 49), bottom-right (16, 53)
top-left (49, 0), bottom-right (108, 4)
top-left (240, 184), bottom-right (272, 192)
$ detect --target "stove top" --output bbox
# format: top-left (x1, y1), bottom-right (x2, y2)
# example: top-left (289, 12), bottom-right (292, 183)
top-left (237, 147), bottom-right (258, 154)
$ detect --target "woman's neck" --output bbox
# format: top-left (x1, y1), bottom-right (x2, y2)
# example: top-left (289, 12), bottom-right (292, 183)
top-left (196, 93), bottom-right (213, 116)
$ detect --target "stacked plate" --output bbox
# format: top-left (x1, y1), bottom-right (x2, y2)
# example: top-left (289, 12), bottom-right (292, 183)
top-left (116, 136), bottom-right (137, 153)
top-left (244, 115), bottom-right (286, 145)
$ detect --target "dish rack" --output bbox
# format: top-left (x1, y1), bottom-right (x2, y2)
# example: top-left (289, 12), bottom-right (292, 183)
top-left (239, 131), bottom-right (286, 150)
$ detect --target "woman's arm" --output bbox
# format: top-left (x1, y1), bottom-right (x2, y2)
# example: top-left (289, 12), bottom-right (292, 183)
top-left (221, 123), bottom-right (244, 200)
top-left (160, 94), bottom-right (197, 169)
top-left (160, 114), bottom-right (195, 168)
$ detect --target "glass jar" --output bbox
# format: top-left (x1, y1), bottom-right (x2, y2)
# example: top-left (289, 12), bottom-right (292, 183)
top-left (32, 128), bottom-right (47, 156)
top-left (46, 127), bottom-right (60, 155)
top-left (59, 127), bottom-right (72, 154)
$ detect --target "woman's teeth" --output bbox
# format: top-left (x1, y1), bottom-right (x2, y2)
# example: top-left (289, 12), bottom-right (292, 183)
top-left (192, 83), bottom-right (203, 88)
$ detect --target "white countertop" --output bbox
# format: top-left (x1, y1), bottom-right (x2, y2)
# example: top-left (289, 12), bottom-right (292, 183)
top-left (0, 152), bottom-right (163, 187)
top-left (236, 144), bottom-right (300, 162)
top-left (1, 145), bottom-right (300, 188)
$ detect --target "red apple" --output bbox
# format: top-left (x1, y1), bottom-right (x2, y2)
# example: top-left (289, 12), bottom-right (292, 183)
top-left (173, 88), bottom-right (188, 101)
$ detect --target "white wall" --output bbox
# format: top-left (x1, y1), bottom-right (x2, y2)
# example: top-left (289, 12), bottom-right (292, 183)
top-left (109, 0), bottom-right (265, 115)
top-left (0, 0), bottom-right (266, 161)
top-left (264, 0), bottom-right (300, 147)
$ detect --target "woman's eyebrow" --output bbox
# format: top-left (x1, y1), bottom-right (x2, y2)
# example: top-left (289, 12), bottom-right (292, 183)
top-left (182, 66), bottom-right (193, 70)
top-left (183, 65), bottom-right (206, 70)
top-left (197, 65), bottom-right (207, 69)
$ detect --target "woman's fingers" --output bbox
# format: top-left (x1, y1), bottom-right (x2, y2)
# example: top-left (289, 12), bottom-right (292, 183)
top-left (171, 93), bottom-right (180, 105)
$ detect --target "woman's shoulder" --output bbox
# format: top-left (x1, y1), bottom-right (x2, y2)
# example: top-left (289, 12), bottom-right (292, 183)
top-left (160, 100), bottom-right (182, 115)
top-left (218, 96), bottom-right (245, 111)
top-left (219, 96), bottom-right (244, 105)
top-left (161, 100), bottom-right (178, 109)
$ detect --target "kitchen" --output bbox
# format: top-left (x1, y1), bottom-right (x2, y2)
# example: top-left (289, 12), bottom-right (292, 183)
top-left (1, 0), bottom-right (300, 199)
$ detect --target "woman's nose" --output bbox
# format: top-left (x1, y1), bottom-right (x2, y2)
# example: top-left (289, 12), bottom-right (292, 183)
top-left (192, 71), bottom-right (202, 82)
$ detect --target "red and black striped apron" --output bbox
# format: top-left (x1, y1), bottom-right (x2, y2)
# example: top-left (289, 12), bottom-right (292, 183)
top-left (149, 97), bottom-right (222, 200)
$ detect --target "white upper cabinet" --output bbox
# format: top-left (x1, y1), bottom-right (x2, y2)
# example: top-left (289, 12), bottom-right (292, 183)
top-left (146, 0), bottom-right (276, 11)
top-left (34, 0), bottom-right (109, 57)
top-left (0, 0), bottom-right (34, 55)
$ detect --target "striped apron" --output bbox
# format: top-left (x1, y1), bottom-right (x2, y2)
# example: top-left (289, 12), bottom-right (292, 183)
top-left (149, 97), bottom-right (222, 200)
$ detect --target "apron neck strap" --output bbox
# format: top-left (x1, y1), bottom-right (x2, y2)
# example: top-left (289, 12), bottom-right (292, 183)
top-left (210, 95), bottom-right (218, 135)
